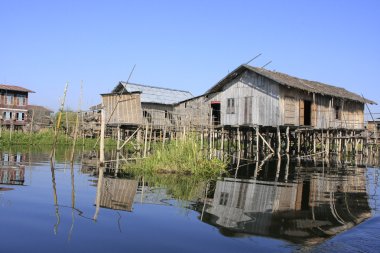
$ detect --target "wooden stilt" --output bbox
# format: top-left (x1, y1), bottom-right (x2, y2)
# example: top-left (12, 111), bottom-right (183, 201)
top-left (286, 126), bottom-right (290, 154)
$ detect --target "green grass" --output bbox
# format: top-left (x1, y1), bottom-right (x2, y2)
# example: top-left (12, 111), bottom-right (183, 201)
top-left (0, 129), bottom-right (116, 147)
top-left (125, 134), bottom-right (228, 178)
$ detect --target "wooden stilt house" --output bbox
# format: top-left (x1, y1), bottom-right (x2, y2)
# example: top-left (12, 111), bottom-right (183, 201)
top-left (101, 82), bottom-right (193, 128)
top-left (176, 64), bottom-right (376, 129)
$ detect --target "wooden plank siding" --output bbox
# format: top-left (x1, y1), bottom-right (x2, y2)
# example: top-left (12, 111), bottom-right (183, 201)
top-left (206, 71), bottom-right (281, 127)
top-left (174, 96), bottom-right (211, 127)
top-left (102, 93), bottom-right (143, 125)
top-left (175, 68), bottom-right (366, 130)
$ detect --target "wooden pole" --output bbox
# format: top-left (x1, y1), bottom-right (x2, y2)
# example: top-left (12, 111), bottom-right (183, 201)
top-left (297, 132), bottom-right (301, 155)
top-left (286, 127), bottom-right (290, 154)
top-left (70, 86), bottom-right (82, 166)
top-left (256, 126), bottom-right (260, 158)
top-left (221, 127), bottom-right (224, 161)
top-left (29, 109), bottom-right (35, 135)
top-left (51, 83), bottom-right (68, 162)
top-left (99, 108), bottom-right (105, 166)
top-left (162, 126), bottom-right (167, 149)
top-left (143, 124), bottom-right (148, 158)
top-left (276, 126), bottom-right (281, 157)
top-left (326, 130), bottom-right (330, 156)
top-left (117, 125), bottom-right (121, 151)
top-left (258, 131), bottom-right (275, 154)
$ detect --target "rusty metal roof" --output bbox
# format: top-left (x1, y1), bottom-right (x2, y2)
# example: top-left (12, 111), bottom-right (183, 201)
top-left (206, 65), bottom-right (376, 104)
top-left (0, 84), bottom-right (35, 93)
top-left (113, 82), bottom-right (193, 105)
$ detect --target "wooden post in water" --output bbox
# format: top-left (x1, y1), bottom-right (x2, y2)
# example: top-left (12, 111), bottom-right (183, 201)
top-left (70, 87), bottom-right (82, 166)
top-left (99, 108), bottom-right (105, 166)
top-left (143, 124), bottom-right (148, 158)
top-left (162, 126), bottom-right (167, 149)
top-left (51, 83), bottom-right (68, 162)
top-left (256, 126), bottom-right (259, 158)
top-left (297, 132), bottom-right (301, 155)
top-left (321, 130), bottom-right (324, 155)
top-left (286, 126), bottom-right (290, 154)
top-left (221, 127), bottom-right (224, 160)
top-left (117, 125), bottom-right (121, 151)
top-left (326, 130), bottom-right (330, 156)
top-left (29, 109), bottom-right (35, 135)
top-left (277, 126), bottom-right (281, 158)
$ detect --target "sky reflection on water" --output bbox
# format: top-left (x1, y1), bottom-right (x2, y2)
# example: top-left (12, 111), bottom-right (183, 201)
top-left (0, 148), bottom-right (379, 253)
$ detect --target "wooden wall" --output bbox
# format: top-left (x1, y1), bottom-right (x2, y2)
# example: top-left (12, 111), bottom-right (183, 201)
top-left (174, 96), bottom-right (210, 127)
top-left (203, 69), bottom-right (366, 129)
top-left (141, 103), bottom-right (176, 127)
top-left (280, 86), bottom-right (365, 129)
top-left (102, 93), bottom-right (143, 125)
top-left (210, 70), bottom-right (281, 126)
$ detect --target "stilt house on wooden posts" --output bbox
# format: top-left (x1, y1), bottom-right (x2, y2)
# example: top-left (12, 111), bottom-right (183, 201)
top-left (176, 64), bottom-right (376, 129)
top-left (101, 82), bottom-right (193, 128)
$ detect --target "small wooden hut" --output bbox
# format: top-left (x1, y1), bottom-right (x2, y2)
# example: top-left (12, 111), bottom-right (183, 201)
top-left (101, 82), bottom-right (193, 128)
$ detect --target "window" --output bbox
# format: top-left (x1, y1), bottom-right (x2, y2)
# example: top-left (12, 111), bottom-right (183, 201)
top-left (6, 95), bottom-right (13, 105)
top-left (3, 111), bottom-right (11, 120)
top-left (17, 95), bottom-right (26, 106)
top-left (226, 98), bottom-right (235, 114)
top-left (219, 192), bottom-right (229, 206)
top-left (16, 112), bottom-right (25, 121)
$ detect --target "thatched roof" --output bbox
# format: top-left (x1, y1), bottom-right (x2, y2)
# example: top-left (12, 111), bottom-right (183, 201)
top-left (205, 65), bottom-right (376, 104)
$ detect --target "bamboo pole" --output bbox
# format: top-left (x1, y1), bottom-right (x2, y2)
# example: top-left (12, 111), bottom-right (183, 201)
top-left (257, 131), bottom-right (275, 153)
top-left (70, 84), bottom-right (82, 166)
top-left (50, 83), bottom-right (68, 162)
top-left (143, 124), bottom-right (148, 157)
top-left (277, 126), bottom-right (281, 157)
top-left (326, 130), bottom-right (330, 156)
top-left (99, 108), bottom-right (105, 166)
top-left (119, 126), bottom-right (141, 150)
top-left (297, 132), bottom-right (301, 155)
top-left (286, 126), bottom-right (290, 154)
top-left (29, 109), bottom-right (35, 135)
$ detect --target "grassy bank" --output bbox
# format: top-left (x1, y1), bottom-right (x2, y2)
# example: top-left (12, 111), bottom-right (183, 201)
top-left (0, 129), bottom-right (116, 147)
top-left (125, 135), bottom-right (228, 178)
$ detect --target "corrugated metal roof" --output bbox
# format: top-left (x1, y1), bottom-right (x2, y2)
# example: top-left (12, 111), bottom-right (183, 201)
top-left (206, 65), bottom-right (376, 104)
top-left (113, 82), bottom-right (193, 105)
top-left (0, 84), bottom-right (35, 93)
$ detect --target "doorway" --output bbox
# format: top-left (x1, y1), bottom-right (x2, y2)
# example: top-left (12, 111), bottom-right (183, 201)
top-left (300, 100), bottom-right (312, 126)
top-left (211, 102), bottom-right (221, 126)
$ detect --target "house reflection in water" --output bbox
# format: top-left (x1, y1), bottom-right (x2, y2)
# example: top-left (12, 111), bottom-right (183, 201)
top-left (98, 177), bottom-right (138, 212)
top-left (0, 166), bottom-right (25, 185)
top-left (198, 167), bottom-right (371, 244)
top-left (1, 152), bottom-right (26, 165)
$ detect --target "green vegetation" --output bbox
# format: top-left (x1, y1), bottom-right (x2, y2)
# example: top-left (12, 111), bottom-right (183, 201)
top-left (0, 129), bottom-right (116, 147)
top-left (125, 135), bottom-right (228, 178)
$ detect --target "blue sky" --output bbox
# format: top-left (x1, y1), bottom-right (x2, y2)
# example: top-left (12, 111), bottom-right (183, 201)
top-left (1, 0), bottom-right (379, 118)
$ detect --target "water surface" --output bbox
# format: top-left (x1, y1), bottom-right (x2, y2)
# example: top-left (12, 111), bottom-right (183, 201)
top-left (0, 148), bottom-right (379, 252)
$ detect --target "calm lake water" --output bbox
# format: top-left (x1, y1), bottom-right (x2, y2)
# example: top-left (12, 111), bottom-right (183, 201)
top-left (0, 147), bottom-right (379, 253)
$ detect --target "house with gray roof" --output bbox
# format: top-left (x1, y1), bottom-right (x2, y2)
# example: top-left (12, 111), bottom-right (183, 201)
top-left (102, 82), bottom-right (193, 127)
top-left (176, 64), bottom-right (375, 129)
